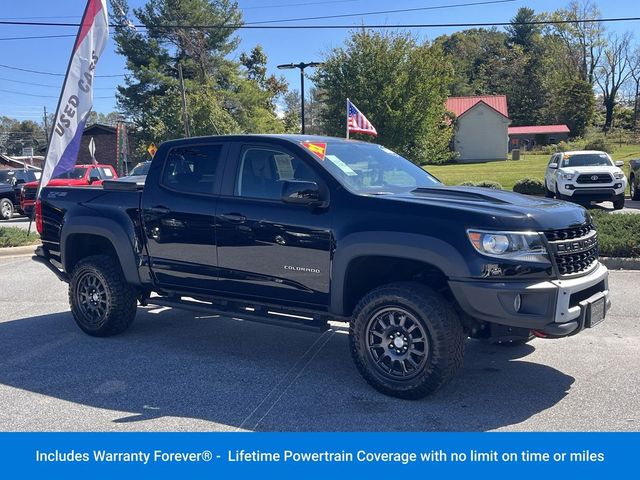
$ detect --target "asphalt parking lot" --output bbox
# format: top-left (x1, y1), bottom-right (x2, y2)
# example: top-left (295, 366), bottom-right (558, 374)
top-left (0, 255), bottom-right (638, 432)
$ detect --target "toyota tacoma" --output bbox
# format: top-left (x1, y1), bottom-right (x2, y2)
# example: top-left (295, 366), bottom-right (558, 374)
top-left (33, 135), bottom-right (611, 399)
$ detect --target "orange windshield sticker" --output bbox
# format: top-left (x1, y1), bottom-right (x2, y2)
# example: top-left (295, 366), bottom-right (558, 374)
top-left (302, 142), bottom-right (327, 160)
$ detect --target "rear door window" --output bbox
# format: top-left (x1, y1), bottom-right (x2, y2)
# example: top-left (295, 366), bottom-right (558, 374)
top-left (161, 144), bottom-right (223, 195)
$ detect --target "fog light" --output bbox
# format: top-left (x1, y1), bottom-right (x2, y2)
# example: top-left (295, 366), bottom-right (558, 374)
top-left (566, 184), bottom-right (575, 190)
top-left (514, 294), bottom-right (522, 313)
top-left (614, 183), bottom-right (622, 188)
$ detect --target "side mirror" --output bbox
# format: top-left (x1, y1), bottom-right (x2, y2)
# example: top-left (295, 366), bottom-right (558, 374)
top-left (548, 163), bottom-right (558, 169)
top-left (615, 160), bottom-right (624, 167)
top-left (281, 180), bottom-right (322, 205)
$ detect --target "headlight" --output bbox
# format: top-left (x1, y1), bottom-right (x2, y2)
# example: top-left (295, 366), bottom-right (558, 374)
top-left (467, 230), bottom-right (549, 263)
top-left (613, 172), bottom-right (625, 180)
top-left (560, 173), bottom-right (575, 181)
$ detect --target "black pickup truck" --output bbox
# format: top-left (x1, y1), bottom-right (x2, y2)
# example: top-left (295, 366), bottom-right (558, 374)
top-left (33, 135), bottom-right (611, 399)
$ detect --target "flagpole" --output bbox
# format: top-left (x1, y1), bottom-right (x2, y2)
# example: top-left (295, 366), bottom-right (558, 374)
top-left (346, 98), bottom-right (350, 139)
top-left (28, 1), bottom-right (93, 235)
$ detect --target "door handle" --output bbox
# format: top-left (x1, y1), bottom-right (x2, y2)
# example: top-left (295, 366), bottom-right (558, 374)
top-left (149, 206), bottom-right (171, 215)
top-left (220, 213), bottom-right (246, 223)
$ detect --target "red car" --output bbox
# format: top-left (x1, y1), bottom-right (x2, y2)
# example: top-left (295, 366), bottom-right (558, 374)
top-left (21, 164), bottom-right (118, 217)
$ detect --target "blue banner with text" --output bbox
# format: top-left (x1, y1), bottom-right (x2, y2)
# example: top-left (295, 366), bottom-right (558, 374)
top-left (0, 432), bottom-right (636, 478)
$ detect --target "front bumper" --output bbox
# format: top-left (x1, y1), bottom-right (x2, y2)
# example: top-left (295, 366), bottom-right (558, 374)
top-left (557, 180), bottom-right (626, 201)
top-left (449, 262), bottom-right (610, 337)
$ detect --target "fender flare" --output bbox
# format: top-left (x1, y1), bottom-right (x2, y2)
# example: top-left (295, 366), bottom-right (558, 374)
top-left (61, 216), bottom-right (140, 285)
top-left (330, 232), bottom-right (469, 316)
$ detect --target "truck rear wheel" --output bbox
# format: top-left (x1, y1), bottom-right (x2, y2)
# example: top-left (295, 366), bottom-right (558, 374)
top-left (349, 282), bottom-right (465, 399)
top-left (69, 254), bottom-right (137, 337)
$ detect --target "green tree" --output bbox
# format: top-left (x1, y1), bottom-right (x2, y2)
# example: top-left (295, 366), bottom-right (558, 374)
top-left (315, 31), bottom-right (454, 165)
top-left (282, 90), bottom-right (301, 133)
top-left (506, 7), bottom-right (539, 52)
top-left (551, 78), bottom-right (594, 137)
top-left (545, 0), bottom-right (605, 85)
top-left (435, 28), bottom-right (509, 96)
top-left (0, 118), bottom-right (46, 156)
top-left (110, 0), bottom-right (285, 153)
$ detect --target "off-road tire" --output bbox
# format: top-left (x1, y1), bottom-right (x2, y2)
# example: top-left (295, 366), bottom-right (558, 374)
top-left (630, 175), bottom-right (639, 201)
top-left (613, 195), bottom-right (625, 210)
top-left (349, 282), bottom-right (465, 399)
top-left (0, 198), bottom-right (13, 220)
top-left (69, 254), bottom-right (137, 337)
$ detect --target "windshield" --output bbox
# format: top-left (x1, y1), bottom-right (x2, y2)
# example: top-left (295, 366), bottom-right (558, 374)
top-left (130, 162), bottom-right (150, 176)
top-left (562, 153), bottom-right (612, 168)
top-left (308, 141), bottom-right (440, 194)
top-left (53, 167), bottom-right (88, 180)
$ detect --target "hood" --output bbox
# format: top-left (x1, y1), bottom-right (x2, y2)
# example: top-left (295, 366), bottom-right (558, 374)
top-left (559, 165), bottom-right (621, 174)
top-left (382, 186), bottom-right (590, 231)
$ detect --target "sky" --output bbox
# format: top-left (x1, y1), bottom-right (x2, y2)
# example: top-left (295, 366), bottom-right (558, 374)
top-left (0, 0), bottom-right (638, 123)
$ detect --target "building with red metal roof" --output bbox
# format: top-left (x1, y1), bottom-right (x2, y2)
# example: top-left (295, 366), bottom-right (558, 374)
top-left (446, 95), bottom-right (510, 162)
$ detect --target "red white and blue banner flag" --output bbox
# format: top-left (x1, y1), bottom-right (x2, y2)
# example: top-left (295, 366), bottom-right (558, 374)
top-left (38, 0), bottom-right (109, 195)
top-left (346, 99), bottom-right (377, 138)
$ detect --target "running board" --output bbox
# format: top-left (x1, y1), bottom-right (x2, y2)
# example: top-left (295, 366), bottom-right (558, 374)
top-left (148, 296), bottom-right (330, 333)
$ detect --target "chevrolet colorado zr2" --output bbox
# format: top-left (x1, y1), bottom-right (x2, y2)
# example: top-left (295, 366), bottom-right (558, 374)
top-left (32, 135), bottom-right (610, 399)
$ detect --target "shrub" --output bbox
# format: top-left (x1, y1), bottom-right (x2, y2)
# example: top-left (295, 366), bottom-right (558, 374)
top-left (0, 227), bottom-right (40, 248)
top-left (458, 181), bottom-right (477, 187)
top-left (583, 137), bottom-right (613, 153)
top-left (513, 177), bottom-right (545, 196)
top-left (475, 180), bottom-right (502, 190)
top-left (591, 211), bottom-right (640, 258)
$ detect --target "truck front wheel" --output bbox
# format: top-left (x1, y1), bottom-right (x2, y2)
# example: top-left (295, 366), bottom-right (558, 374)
top-left (0, 198), bottom-right (13, 220)
top-left (69, 254), bottom-right (137, 337)
top-left (349, 282), bottom-right (465, 399)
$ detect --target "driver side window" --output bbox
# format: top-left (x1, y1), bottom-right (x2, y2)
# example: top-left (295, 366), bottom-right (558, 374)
top-left (235, 147), bottom-right (318, 200)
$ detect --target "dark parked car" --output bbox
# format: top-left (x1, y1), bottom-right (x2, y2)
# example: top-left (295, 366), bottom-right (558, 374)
top-left (0, 168), bottom-right (39, 219)
top-left (33, 135), bottom-right (610, 399)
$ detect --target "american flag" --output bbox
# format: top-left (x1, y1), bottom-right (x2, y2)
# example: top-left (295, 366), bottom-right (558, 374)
top-left (347, 99), bottom-right (377, 137)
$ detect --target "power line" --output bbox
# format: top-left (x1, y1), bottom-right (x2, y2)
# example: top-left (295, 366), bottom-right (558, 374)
top-left (244, 0), bottom-right (517, 25)
top-left (0, 34), bottom-right (75, 42)
top-left (0, 15), bottom-right (79, 20)
top-left (0, 63), bottom-right (124, 78)
top-left (1, 16), bottom-right (639, 29)
top-left (242, 0), bottom-right (370, 10)
top-left (0, 88), bottom-right (113, 99)
top-left (0, 75), bottom-right (113, 90)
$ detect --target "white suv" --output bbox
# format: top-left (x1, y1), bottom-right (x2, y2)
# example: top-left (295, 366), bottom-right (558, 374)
top-left (544, 150), bottom-right (627, 210)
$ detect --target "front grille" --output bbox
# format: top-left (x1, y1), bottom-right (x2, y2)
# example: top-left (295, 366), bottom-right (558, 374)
top-left (576, 173), bottom-right (612, 184)
top-left (543, 223), bottom-right (594, 241)
top-left (553, 245), bottom-right (598, 276)
top-left (22, 186), bottom-right (37, 201)
top-left (544, 224), bottom-right (598, 277)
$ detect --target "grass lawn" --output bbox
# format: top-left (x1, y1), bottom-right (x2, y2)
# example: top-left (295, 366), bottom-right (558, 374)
top-left (425, 144), bottom-right (640, 191)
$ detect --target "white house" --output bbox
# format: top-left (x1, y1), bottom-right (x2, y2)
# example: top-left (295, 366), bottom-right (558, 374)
top-left (446, 95), bottom-right (510, 163)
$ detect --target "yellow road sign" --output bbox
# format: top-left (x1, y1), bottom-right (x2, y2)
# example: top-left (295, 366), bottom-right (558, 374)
top-left (147, 143), bottom-right (157, 157)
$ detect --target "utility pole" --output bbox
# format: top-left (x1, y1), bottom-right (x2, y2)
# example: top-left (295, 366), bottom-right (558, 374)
top-left (277, 62), bottom-right (323, 134)
top-left (43, 106), bottom-right (49, 144)
top-left (178, 63), bottom-right (191, 138)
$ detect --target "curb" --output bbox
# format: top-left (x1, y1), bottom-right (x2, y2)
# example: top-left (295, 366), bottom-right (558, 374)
top-left (0, 245), bottom-right (39, 259)
top-left (600, 256), bottom-right (640, 271)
